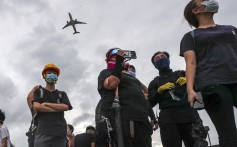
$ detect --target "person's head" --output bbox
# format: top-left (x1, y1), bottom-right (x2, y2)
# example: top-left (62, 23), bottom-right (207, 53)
top-left (151, 51), bottom-right (170, 71)
top-left (67, 124), bottom-right (74, 136)
top-left (184, 0), bottom-right (219, 28)
top-left (86, 125), bottom-right (96, 134)
top-left (128, 64), bottom-right (136, 77)
top-left (105, 48), bottom-right (121, 69)
top-left (42, 63), bottom-right (60, 84)
top-left (0, 109), bottom-right (5, 125)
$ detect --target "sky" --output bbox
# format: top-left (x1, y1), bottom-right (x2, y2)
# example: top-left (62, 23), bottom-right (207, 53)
top-left (0, 0), bottom-right (237, 146)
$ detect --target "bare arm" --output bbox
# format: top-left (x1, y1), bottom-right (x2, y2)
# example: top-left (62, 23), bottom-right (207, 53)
top-left (104, 76), bottom-right (120, 90)
top-left (91, 142), bottom-right (95, 147)
top-left (2, 137), bottom-right (7, 147)
top-left (104, 50), bottom-right (125, 90)
top-left (184, 50), bottom-right (200, 107)
top-left (42, 103), bottom-right (69, 111)
top-left (27, 91), bottom-right (34, 109)
top-left (141, 83), bottom-right (148, 95)
top-left (33, 102), bottom-right (60, 112)
top-left (27, 86), bottom-right (39, 109)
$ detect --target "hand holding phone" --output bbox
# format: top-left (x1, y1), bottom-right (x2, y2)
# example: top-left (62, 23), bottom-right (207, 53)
top-left (193, 92), bottom-right (204, 110)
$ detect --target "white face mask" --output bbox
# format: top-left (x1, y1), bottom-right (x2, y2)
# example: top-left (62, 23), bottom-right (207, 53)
top-left (201, 0), bottom-right (219, 13)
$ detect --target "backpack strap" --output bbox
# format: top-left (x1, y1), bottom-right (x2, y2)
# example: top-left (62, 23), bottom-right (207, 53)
top-left (39, 85), bottom-right (43, 98)
top-left (191, 30), bottom-right (195, 45)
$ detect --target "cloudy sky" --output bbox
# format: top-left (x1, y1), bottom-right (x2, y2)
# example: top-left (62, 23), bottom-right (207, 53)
top-left (0, 0), bottom-right (237, 146)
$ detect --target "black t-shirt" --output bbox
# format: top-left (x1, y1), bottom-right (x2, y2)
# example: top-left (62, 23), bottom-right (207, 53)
top-left (148, 70), bottom-right (199, 123)
top-left (33, 88), bottom-right (72, 137)
top-left (180, 25), bottom-right (237, 89)
top-left (74, 133), bottom-right (95, 147)
top-left (148, 70), bottom-right (189, 110)
top-left (98, 69), bottom-right (149, 121)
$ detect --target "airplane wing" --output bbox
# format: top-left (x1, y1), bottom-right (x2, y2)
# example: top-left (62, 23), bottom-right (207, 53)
top-left (74, 20), bottom-right (87, 24)
top-left (62, 21), bottom-right (73, 29)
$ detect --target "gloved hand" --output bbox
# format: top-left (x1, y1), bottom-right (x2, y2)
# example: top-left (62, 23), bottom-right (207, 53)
top-left (176, 77), bottom-right (186, 86)
top-left (157, 82), bottom-right (175, 94)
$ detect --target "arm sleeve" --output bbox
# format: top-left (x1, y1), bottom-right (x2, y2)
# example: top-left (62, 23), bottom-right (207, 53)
top-left (90, 133), bottom-right (96, 142)
top-left (61, 92), bottom-right (73, 110)
top-left (180, 32), bottom-right (196, 57)
top-left (32, 89), bottom-right (42, 103)
top-left (0, 126), bottom-right (9, 138)
top-left (147, 79), bottom-right (162, 107)
top-left (147, 100), bottom-right (156, 120)
top-left (98, 69), bottom-right (112, 90)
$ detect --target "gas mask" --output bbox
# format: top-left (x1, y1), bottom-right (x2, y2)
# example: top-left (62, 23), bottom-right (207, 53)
top-left (45, 73), bottom-right (58, 84)
top-left (201, 0), bottom-right (219, 13)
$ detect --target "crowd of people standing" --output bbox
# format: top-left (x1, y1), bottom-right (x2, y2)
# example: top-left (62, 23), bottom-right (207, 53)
top-left (1, 0), bottom-right (237, 147)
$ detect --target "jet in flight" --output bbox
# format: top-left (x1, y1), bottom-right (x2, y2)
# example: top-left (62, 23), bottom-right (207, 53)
top-left (62, 12), bottom-right (87, 35)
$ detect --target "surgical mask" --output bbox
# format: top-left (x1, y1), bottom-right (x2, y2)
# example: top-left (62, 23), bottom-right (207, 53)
top-left (107, 60), bottom-right (116, 70)
top-left (45, 73), bottom-right (58, 84)
top-left (201, 0), bottom-right (219, 13)
top-left (128, 71), bottom-right (136, 77)
top-left (154, 57), bottom-right (170, 70)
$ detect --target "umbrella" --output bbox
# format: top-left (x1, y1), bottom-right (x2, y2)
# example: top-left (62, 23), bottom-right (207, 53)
top-left (112, 87), bottom-right (124, 147)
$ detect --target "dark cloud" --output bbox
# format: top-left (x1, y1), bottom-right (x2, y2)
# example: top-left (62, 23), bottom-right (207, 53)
top-left (0, 74), bottom-right (17, 100)
top-left (12, 23), bottom-right (88, 91)
top-left (72, 112), bottom-right (94, 126)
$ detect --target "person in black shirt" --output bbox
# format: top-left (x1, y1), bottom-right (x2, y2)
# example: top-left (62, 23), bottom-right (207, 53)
top-left (97, 48), bottom-right (153, 147)
top-left (74, 126), bottom-right (96, 147)
top-left (180, 0), bottom-right (237, 146)
top-left (126, 64), bottom-right (158, 131)
top-left (33, 64), bottom-right (73, 147)
top-left (148, 51), bottom-right (200, 147)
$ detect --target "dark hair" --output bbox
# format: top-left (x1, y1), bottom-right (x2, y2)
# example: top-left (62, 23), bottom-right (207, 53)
top-left (151, 51), bottom-right (170, 64)
top-left (0, 109), bottom-right (5, 123)
top-left (67, 124), bottom-right (74, 133)
top-left (184, 0), bottom-right (199, 28)
top-left (129, 65), bottom-right (136, 71)
top-left (86, 125), bottom-right (96, 131)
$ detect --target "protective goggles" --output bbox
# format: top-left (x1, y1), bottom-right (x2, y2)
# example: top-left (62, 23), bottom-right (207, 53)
top-left (106, 48), bottom-right (120, 61)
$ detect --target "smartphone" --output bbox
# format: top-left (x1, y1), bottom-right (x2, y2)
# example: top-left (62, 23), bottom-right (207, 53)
top-left (123, 50), bottom-right (137, 59)
top-left (193, 92), bottom-right (204, 110)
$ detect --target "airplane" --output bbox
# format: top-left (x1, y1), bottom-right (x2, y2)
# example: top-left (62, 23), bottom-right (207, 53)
top-left (62, 12), bottom-right (87, 35)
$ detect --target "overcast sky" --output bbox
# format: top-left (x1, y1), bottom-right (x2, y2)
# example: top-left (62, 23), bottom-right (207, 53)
top-left (0, 0), bottom-right (237, 146)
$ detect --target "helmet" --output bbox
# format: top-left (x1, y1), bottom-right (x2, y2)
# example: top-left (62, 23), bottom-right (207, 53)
top-left (42, 63), bottom-right (60, 77)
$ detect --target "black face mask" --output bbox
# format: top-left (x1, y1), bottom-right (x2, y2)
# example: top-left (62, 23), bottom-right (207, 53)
top-left (154, 57), bottom-right (170, 70)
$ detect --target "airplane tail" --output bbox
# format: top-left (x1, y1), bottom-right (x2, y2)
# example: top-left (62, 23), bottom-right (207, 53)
top-left (73, 31), bottom-right (80, 35)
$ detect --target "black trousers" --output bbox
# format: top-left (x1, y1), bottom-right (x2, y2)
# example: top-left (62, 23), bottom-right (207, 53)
top-left (96, 119), bottom-right (152, 147)
top-left (121, 119), bottom-right (152, 147)
top-left (201, 84), bottom-right (237, 147)
top-left (160, 122), bottom-right (194, 147)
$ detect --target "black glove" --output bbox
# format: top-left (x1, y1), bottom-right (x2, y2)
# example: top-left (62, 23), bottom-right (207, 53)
top-left (111, 55), bottom-right (124, 79)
